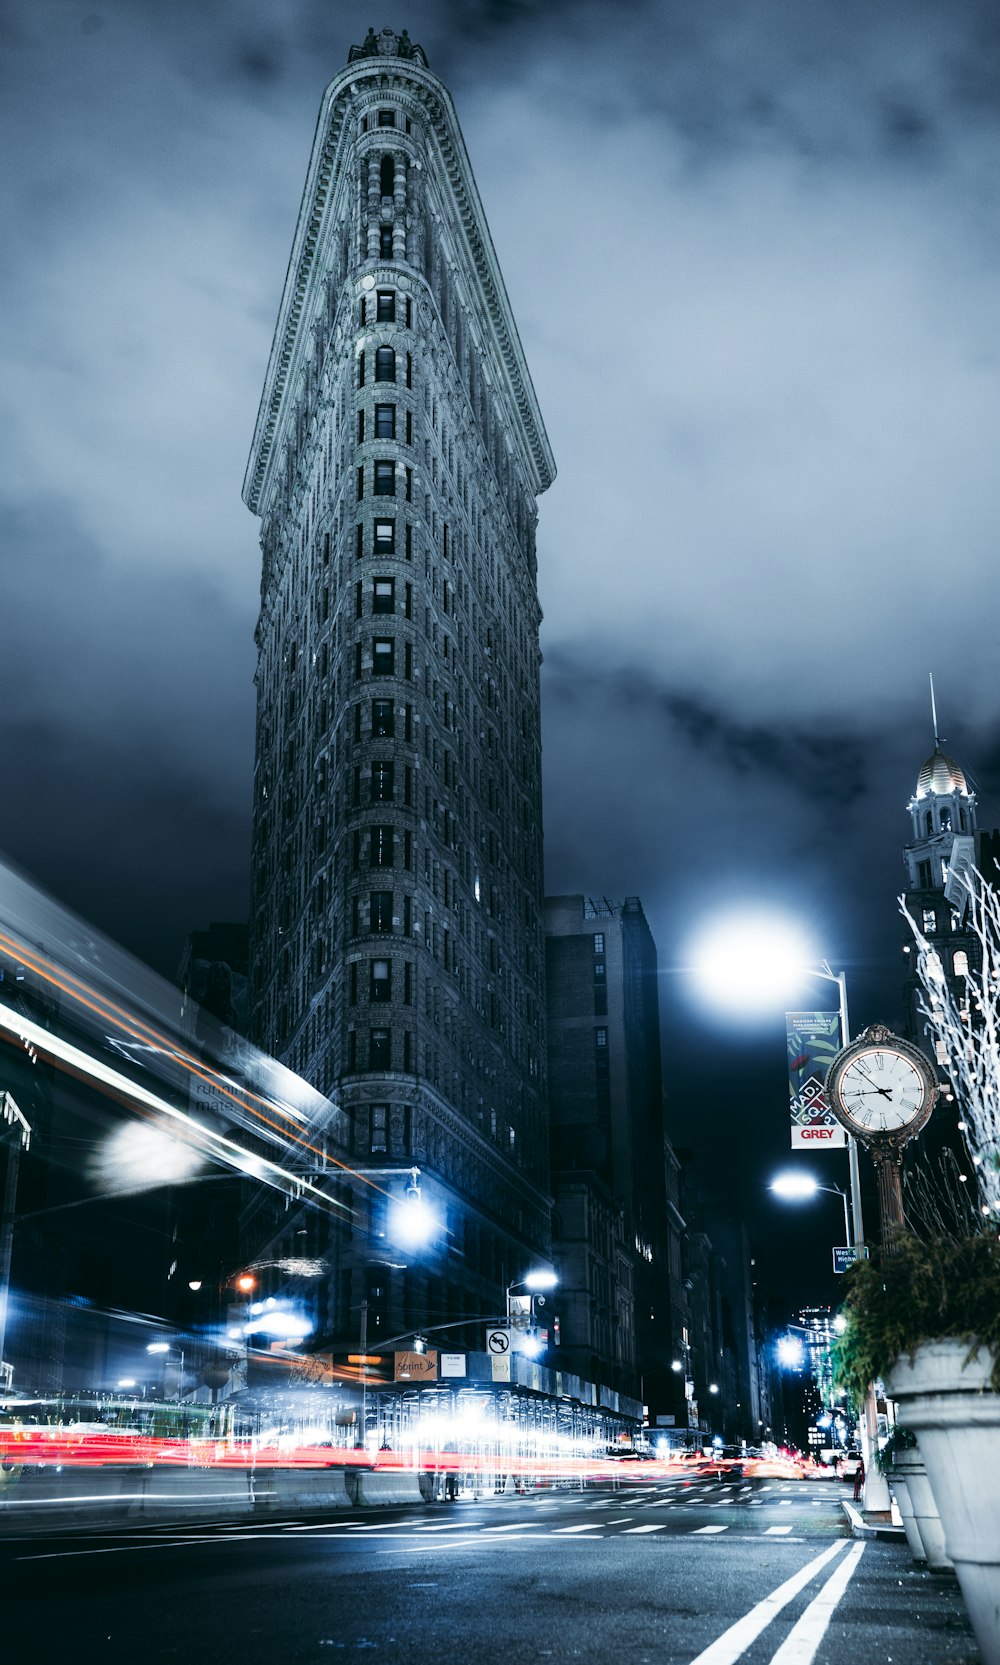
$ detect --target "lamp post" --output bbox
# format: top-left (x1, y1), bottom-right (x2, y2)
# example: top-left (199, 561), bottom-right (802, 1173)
top-left (506, 1268), bottom-right (557, 1357)
top-left (147, 1340), bottom-right (186, 1398)
top-left (0, 1094), bottom-right (31, 1390)
top-left (769, 1172), bottom-right (851, 1251)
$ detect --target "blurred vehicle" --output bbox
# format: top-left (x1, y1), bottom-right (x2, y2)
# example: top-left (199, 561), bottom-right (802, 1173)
top-left (836, 1450), bottom-right (862, 1480)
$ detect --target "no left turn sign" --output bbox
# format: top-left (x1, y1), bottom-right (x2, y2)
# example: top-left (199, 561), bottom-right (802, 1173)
top-left (486, 1327), bottom-right (510, 1354)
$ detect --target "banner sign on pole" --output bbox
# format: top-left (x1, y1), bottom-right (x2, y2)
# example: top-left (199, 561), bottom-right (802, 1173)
top-left (786, 1010), bottom-right (847, 1148)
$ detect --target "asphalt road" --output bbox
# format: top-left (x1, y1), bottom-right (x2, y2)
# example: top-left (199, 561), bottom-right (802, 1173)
top-left (1, 1475), bottom-right (981, 1665)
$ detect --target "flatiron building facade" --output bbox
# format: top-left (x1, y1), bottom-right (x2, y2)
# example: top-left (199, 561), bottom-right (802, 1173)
top-left (242, 28), bottom-right (556, 1353)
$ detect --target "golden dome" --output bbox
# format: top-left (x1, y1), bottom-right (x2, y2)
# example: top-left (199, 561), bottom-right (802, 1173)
top-left (914, 748), bottom-right (969, 800)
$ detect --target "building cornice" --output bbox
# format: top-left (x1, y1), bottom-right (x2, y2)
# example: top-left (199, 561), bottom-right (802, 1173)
top-left (243, 57), bottom-right (555, 519)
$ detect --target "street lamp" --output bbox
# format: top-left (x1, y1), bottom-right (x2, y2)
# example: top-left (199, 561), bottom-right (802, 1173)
top-left (507, 1269), bottom-right (558, 1356)
top-left (769, 1171), bottom-right (851, 1249)
top-left (147, 1340), bottom-right (186, 1397)
top-left (387, 1168), bottom-right (438, 1250)
top-left (688, 915), bottom-right (864, 1253)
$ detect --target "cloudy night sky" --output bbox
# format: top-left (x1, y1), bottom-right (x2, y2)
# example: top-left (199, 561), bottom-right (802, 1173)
top-left (3, 0), bottom-right (999, 1299)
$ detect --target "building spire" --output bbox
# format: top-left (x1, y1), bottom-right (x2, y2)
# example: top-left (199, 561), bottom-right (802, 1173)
top-left (929, 671), bottom-right (940, 747)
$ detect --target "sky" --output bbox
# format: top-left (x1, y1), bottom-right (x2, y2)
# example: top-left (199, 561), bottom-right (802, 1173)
top-left (2, 0), bottom-right (999, 1304)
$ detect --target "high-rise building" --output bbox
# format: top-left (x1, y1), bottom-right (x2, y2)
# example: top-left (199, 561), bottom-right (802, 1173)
top-left (544, 896), bottom-right (680, 1423)
top-left (242, 29), bottom-right (556, 1355)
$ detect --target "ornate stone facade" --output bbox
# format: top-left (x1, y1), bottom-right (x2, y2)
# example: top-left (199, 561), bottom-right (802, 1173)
top-left (242, 33), bottom-right (556, 1354)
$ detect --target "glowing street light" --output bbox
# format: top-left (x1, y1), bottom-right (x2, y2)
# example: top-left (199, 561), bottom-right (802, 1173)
top-left (388, 1168), bottom-right (439, 1250)
top-left (769, 1171), bottom-right (851, 1246)
top-left (777, 1336), bottom-right (805, 1369)
top-left (688, 911), bottom-right (819, 1018)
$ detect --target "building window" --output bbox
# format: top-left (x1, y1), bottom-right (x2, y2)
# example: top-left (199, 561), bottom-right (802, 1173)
top-left (357, 408), bottom-right (365, 442)
top-left (373, 577), bottom-right (395, 614)
top-left (918, 860), bottom-right (932, 888)
top-left (372, 698), bottom-right (394, 738)
top-left (375, 346), bottom-right (396, 383)
top-left (375, 403), bottom-right (395, 439)
top-left (922, 909), bottom-right (936, 934)
top-left (371, 761), bottom-right (394, 801)
top-left (370, 891), bottom-right (393, 932)
top-left (954, 950), bottom-right (969, 978)
top-left (405, 296), bottom-right (413, 329)
top-left (369, 1028), bottom-right (391, 1070)
top-left (372, 637), bottom-right (395, 676)
top-left (379, 154), bottom-right (395, 193)
top-left (356, 464), bottom-right (365, 500)
top-left (370, 958), bottom-right (392, 1002)
top-left (593, 933), bottom-right (605, 955)
top-left (940, 806), bottom-right (953, 831)
top-left (377, 109), bottom-right (395, 128)
top-left (347, 1030), bottom-right (357, 1072)
top-left (374, 519), bottom-right (395, 555)
top-left (595, 1027), bottom-right (608, 1049)
top-left (370, 825), bottom-right (394, 868)
top-left (374, 460), bottom-right (396, 496)
top-left (379, 225), bottom-right (393, 258)
top-left (376, 290), bottom-right (396, 322)
top-left (370, 1103), bottom-right (388, 1153)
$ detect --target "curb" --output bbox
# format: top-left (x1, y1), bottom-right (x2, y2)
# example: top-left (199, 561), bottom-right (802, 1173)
top-left (842, 1499), bottom-right (905, 1542)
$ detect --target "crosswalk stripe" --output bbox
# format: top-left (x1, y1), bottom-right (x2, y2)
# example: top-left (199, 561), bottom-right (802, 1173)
top-left (765, 1526), bottom-right (794, 1536)
top-left (623, 1525), bottom-right (667, 1534)
top-left (691, 1525), bottom-right (729, 1535)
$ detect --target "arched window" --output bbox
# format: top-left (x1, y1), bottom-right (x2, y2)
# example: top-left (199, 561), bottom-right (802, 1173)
top-left (954, 950), bottom-right (969, 978)
top-left (925, 811), bottom-right (933, 836)
top-left (380, 155), bottom-right (395, 197)
top-left (375, 346), bottom-right (396, 383)
top-left (940, 806), bottom-right (952, 831)
top-left (959, 807), bottom-right (967, 832)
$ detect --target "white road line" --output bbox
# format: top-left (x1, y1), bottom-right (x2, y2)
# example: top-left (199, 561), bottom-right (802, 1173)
top-left (779, 1501), bottom-right (793, 1507)
top-left (410, 1522), bottom-right (484, 1531)
top-left (622, 1525), bottom-right (667, 1534)
top-left (684, 1541), bottom-right (848, 1665)
top-left (480, 1523), bottom-right (538, 1532)
top-left (691, 1525), bottom-right (729, 1535)
top-left (17, 1533), bottom-right (276, 1562)
top-left (768, 1543), bottom-right (866, 1664)
top-left (551, 1525), bottom-right (603, 1534)
top-left (607, 1518), bottom-right (635, 1525)
top-left (287, 1520), bottom-right (361, 1529)
top-left (765, 1527), bottom-right (794, 1536)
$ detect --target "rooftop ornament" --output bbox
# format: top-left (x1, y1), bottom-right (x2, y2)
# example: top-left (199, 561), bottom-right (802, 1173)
top-left (348, 26), bottom-right (429, 67)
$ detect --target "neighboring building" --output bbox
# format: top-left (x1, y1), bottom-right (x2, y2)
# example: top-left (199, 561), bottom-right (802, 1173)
top-left (241, 29), bottom-right (556, 1358)
top-left (901, 744), bottom-right (984, 1048)
top-left (544, 896), bottom-right (681, 1423)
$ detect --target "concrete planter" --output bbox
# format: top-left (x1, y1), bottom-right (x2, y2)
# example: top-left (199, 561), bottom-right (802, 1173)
top-left (886, 1340), bottom-right (1000, 1665)
top-left (888, 1446), bottom-right (952, 1569)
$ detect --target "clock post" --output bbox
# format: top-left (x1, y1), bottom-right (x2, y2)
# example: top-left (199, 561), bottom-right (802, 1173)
top-left (824, 1022), bottom-right (939, 1512)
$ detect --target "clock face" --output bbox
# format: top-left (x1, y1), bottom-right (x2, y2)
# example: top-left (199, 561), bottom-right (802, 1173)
top-left (832, 1045), bottom-right (932, 1134)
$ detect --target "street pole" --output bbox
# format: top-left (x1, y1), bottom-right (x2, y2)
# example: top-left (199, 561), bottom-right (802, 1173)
top-left (827, 966), bottom-right (865, 1252)
top-left (0, 1095), bottom-right (31, 1387)
top-left (359, 1298), bottom-right (368, 1450)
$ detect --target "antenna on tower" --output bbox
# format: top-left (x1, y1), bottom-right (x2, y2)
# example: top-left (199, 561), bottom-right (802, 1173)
top-left (929, 672), bottom-right (940, 747)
